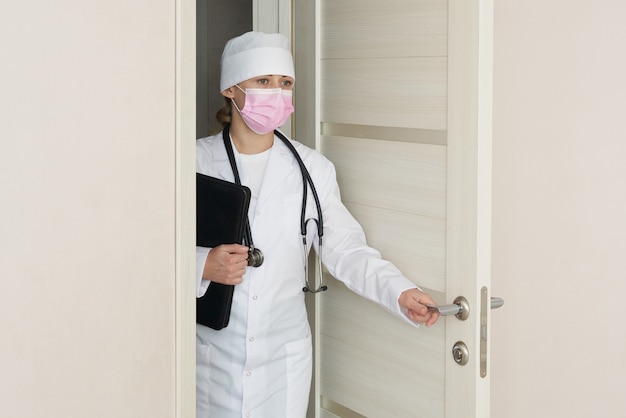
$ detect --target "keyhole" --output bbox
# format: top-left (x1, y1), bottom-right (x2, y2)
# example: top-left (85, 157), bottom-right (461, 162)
top-left (452, 341), bottom-right (469, 366)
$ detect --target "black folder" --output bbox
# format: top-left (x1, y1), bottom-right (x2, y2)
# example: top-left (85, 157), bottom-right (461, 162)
top-left (196, 173), bottom-right (251, 330)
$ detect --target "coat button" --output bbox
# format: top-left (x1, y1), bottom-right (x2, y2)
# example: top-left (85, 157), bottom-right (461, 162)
top-left (252, 295), bottom-right (258, 300)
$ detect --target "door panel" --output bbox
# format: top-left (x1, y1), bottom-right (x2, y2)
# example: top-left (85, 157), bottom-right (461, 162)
top-left (302, 0), bottom-right (493, 416)
top-left (319, 136), bottom-right (447, 417)
top-left (346, 203), bottom-right (446, 294)
top-left (321, 0), bottom-right (447, 59)
top-left (321, 136), bottom-right (446, 293)
top-left (317, 1), bottom-right (451, 415)
top-left (322, 136), bottom-right (446, 217)
top-left (321, 282), bottom-right (445, 417)
top-left (321, 58), bottom-right (447, 130)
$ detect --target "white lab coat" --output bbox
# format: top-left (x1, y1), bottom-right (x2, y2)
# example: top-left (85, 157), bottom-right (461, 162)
top-left (196, 131), bottom-right (418, 418)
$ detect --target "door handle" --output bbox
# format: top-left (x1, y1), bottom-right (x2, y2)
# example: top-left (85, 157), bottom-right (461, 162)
top-left (491, 297), bottom-right (504, 309)
top-left (426, 296), bottom-right (470, 320)
top-left (427, 296), bottom-right (504, 321)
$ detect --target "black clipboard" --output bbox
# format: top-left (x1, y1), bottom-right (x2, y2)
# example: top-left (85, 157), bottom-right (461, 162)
top-left (196, 172), bottom-right (251, 330)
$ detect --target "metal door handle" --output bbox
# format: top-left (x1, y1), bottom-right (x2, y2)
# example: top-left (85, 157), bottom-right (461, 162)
top-left (426, 296), bottom-right (470, 320)
top-left (427, 296), bottom-right (504, 321)
top-left (491, 297), bottom-right (504, 309)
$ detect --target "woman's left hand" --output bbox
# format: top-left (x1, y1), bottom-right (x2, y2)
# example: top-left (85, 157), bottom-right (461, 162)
top-left (398, 288), bottom-right (440, 327)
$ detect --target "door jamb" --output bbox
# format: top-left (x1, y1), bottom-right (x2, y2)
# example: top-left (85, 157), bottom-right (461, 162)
top-left (175, 0), bottom-right (196, 416)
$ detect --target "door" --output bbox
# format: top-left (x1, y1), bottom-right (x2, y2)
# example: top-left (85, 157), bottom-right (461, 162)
top-left (293, 0), bottom-right (494, 416)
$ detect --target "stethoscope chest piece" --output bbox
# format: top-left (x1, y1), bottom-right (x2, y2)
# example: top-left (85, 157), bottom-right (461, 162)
top-left (247, 246), bottom-right (264, 267)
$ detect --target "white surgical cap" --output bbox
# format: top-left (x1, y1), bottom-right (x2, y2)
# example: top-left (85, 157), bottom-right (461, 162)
top-left (220, 31), bottom-right (295, 92)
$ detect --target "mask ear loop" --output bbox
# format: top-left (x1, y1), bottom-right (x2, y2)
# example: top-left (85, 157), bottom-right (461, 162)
top-left (273, 130), bottom-right (327, 293)
top-left (230, 85), bottom-right (246, 114)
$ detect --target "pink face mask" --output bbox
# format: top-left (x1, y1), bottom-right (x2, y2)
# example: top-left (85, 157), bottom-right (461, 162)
top-left (232, 86), bottom-right (294, 134)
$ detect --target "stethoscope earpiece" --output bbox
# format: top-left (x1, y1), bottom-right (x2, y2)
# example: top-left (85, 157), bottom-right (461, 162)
top-left (302, 285), bottom-right (328, 293)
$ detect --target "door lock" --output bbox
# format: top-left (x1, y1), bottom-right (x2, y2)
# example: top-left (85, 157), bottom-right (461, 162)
top-left (452, 341), bottom-right (469, 365)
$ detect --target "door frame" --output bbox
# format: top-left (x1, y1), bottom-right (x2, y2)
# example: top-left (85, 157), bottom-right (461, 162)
top-left (179, 0), bottom-right (494, 415)
top-left (175, 0), bottom-right (196, 416)
top-left (178, 2), bottom-right (290, 415)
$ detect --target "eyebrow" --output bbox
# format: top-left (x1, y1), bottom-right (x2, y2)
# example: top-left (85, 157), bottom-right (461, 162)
top-left (256, 75), bottom-right (293, 78)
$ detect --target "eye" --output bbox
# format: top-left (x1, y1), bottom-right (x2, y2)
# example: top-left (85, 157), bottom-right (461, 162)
top-left (256, 78), bottom-right (269, 85)
top-left (281, 78), bottom-right (294, 88)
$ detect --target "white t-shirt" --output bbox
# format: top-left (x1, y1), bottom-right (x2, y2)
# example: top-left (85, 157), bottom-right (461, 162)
top-left (238, 148), bottom-right (271, 218)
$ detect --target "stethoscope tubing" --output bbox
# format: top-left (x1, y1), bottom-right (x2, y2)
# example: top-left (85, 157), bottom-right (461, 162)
top-left (273, 130), bottom-right (324, 242)
top-left (273, 130), bottom-right (327, 293)
top-left (221, 126), bottom-right (257, 259)
top-left (221, 125), bottom-right (327, 293)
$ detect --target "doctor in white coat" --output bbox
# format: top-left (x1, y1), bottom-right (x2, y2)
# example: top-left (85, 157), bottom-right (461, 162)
top-left (196, 31), bottom-right (440, 418)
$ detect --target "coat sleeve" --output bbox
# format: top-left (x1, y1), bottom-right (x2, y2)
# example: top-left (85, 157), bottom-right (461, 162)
top-left (196, 246), bottom-right (211, 297)
top-left (309, 154), bottom-right (421, 326)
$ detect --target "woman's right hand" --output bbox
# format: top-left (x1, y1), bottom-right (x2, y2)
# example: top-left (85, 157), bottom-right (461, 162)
top-left (202, 244), bottom-right (249, 285)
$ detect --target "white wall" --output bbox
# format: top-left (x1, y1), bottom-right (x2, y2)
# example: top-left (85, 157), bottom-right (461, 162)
top-left (0, 1), bottom-right (182, 417)
top-left (491, 0), bottom-right (626, 416)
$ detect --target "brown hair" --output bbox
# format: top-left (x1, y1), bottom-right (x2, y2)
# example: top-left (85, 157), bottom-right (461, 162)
top-left (216, 97), bottom-right (232, 128)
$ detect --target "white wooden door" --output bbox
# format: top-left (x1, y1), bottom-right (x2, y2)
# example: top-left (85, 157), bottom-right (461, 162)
top-left (293, 0), bottom-right (494, 416)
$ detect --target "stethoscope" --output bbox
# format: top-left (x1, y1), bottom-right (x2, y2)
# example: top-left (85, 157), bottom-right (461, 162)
top-left (222, 125), bottom-right (328, 293)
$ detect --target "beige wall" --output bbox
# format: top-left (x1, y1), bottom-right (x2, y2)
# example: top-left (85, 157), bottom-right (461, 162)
top-left (0, 1), bottom-right (183, 417)
top-left (491, 0), bottom-right (626, 416)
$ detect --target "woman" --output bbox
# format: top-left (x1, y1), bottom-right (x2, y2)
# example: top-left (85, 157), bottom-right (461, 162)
top-left (196, 31), bottom-right (440, 418)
